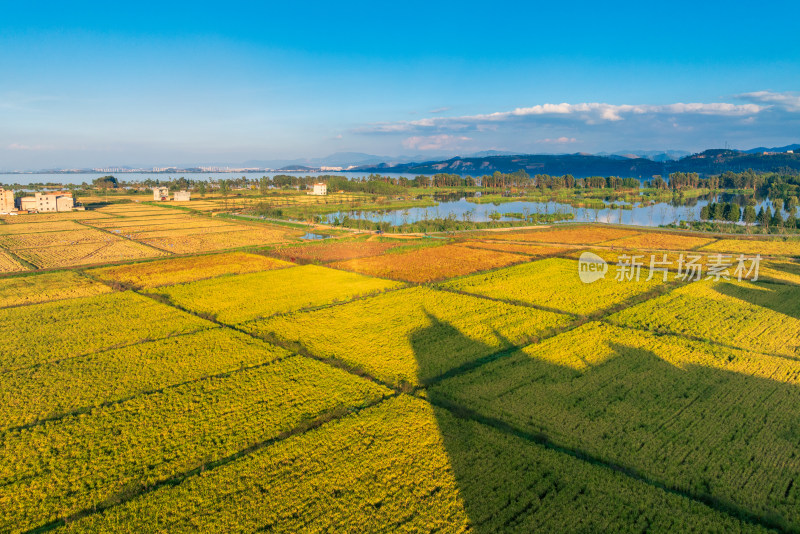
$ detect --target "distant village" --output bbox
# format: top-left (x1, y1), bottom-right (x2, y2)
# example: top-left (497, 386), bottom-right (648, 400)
top-left (0, 187), bottom-right (193, 215)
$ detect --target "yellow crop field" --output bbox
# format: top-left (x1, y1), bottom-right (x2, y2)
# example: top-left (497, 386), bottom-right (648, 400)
top-left (332, 243), bottom-right (530, 283)
top-left (443, 257), bottom-right (665, 316)
top-left (140, 226), bottom-right (301, 253)
top-left (14, 238), bottom-right (167, 269)
top-left (96, 205), bottom-right (177, 216)
top-left (0, 211), bottom-right (113, 224)
top-left (609, 279), bottom-right (800, 357)
top-left (0, 220), bottom-right (85, 234)
top-left (0, 249), bottom-right (26, 272)
top-left (247, 286), bottom-right (572, 387)
top-left (0, 271), bottom-right (111, 308)
top-left (0, 355), bottom-right (390, 531)
top-left (432, 321), bottom-right (800, 528)
top-left (0, 291), bottom-right (212, 372)
top-left (91, 251), bottom-right (293, 288)
top-left (483, 225), bottom-right (640, 244)
top-left (62, 395), bottom-right (767, 533)
top-left (0, 328), bottom-right (292, 431)
top-left (0, 228), bottom-right (118, 248)
top-left (272, 238), bottom-right (407, 263)
top-left (602, 232), bottom-right (716, 250)
top-left (699, 238), bottom-right (800, 258)
top-left (125, 225), bottom-right (247, 240)
top-left (456, 240), bottom-right (570, 256)
top-left (155, 264), bottom-right (403, 324)
top-left (87, 215), bottom-right (196, 228)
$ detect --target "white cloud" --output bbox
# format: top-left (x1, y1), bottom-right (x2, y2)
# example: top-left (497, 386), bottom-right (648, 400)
top-left (429, 107), bottom-right (451, 114)
top-left (736, 91), bottom-right (800, 112)
top-left (538, 137), bottom-right (577, 144)
top-left (357, 100), bottom-right (765, 134)
top-left (6, 143), bottom-right (52, 151)
top-left (402, 134), bottom-right (471, 151)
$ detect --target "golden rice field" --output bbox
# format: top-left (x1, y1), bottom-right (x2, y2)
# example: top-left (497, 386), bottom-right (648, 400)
top-left (248, 286), bottom-right (571, 387)
top-left (61, 395), bottom-right (766, 534)
top-left (90, 251), bottom-right (292, 288)
top-left (609, 279), bottom-right (800, 357)
top-left (155, 264), bottom-right (403, 324)
top-left (483, 225), bottom-right (640, 244)
top-left (602, 231), bottom-right (717, 250)
top-left (139, 225), bottom-right (301, 253)
top-left (0, 220), bottom-right (85, 234)
top-left (0, 210), bottom-right (112, 224)
top-left (431, 321), bottom-right (800, 528)
top-left (0, 270), bottom-right (111, 308)
top-left (3, 216), bottom-right (800, 532)
top-left (13, 238), bottom-right (167, 269)
top-left (332, 243), bottom-right (530, 282)
top-left (0, 249), bottom-right (26, 272)
top-left (442, 257), bottom-right (665, 315)
top-left (699, 237), bottom-right (800, 258)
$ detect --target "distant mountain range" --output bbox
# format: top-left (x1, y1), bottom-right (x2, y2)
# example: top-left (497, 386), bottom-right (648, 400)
top-left (350, 146), bottom-right (800, 177)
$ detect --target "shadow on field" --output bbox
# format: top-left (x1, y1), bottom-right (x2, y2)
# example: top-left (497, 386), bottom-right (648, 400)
top-left (712, 280), bottom-right (800, 321)
top-left (411, 316), bottom-right (800, 531)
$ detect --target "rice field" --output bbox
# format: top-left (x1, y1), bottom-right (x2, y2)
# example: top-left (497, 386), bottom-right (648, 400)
top-left (699, 237), bottom-right (800, 258)
top-left (0, 270), bottom-right (111, 308)
top-left (442, 257), bottom-right (666, 315)
top-left (2, 218), bottom-right (798, 532)
top-left (154, 264), bottom-right (403, 324)
top-left (247, 286), bottom-right (572, 387)
top-left (332, 243), bottom-right (530, 282)
top-left (0, 249), bottom-right (27, 272)
top-left (482, 225), bottom-right (640, 244)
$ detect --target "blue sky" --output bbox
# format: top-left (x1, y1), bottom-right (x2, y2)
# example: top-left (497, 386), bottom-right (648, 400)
top-left (1, 0), bottom-right (799, 169)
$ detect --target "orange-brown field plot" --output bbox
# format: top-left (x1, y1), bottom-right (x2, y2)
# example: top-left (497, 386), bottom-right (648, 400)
top-left (456, 240), bottom-right (572, 256)
top-left (139, 226), bottom-right (302, 253)
top-left (600, 232), bottom-right (717, 251)
top-left (87, 215), bottom-right (193, 228)
top-left (90, 251), bottom-right (293, 288)
top-left (481, 225), bottom-right (641, 244)
top-left (332, 243), bottom-right (531, 283)
top-left (271, 238), bottom-right (410, 263)
top-left (126, 225), bottom-right (247, 240)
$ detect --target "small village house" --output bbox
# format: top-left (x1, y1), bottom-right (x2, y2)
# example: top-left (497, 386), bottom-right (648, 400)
top-left (174, 190), bottom-right (191, 201)
top-left (310, 183), bottom-right (327, 196)
top-left (153, 186), bottom-right (169, 201)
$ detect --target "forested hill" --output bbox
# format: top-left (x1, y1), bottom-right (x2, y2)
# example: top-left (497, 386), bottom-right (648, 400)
top-left (352, 149), bottom-right (800, 177)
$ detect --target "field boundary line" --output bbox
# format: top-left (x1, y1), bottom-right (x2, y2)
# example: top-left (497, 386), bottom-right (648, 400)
top-left (26, 393), bottom-right (398, 534)
top-left (427, 393), bottom-right (792, 534)
top-left (73, 219), bottom-right (173, 255)
top-left (1, 351), bottom-right (298, 437)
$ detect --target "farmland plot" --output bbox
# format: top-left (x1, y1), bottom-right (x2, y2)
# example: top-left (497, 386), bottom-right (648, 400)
top-left (482, 225), bottom-right (639, 244)
top-left (140, 226), bottom-right (301, 253)
top-left (442, 257), bottom-right (665, 316)
top-left (90, 251), bottom-right (292, 288)
top-left (0, 270), bottom-right (111, 308)
top-left (0, 328), bottom-right (291, 431)
top-left (0, 221), bottom-right (84, 234)
top-left (155, 264), bottom-right (403, 324)
top-left (248, 286), bottom-right (571, 387)
top-left (601, 232), bottom-right (716, 251)
top-left (0, 228), bottom-right (119, 249)
top-left (700, 237), bottom-right (800, 258)
top-left (0, 356), bottom-right (389, 532)
top-left (61, 395), bottom-right (768, 533)
top-left (431, 321), bottom-right (800, 530)
top-left (272, 238), bottom-right (407, 263)
top-left (14, 239), bottom-right (167, 268)
top-left (0, 291), bottom-right (212, 372)
top-left (332, 243), bottom-right (530, 283)
top-left (0, 249), bottom-right (26, 272)
top-left (610, 279), bottom-right (800, 357)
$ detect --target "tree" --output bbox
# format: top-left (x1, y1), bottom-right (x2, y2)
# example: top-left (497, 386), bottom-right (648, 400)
top-left (743, 204), bottom-right (757, 229)
top-left (772, 209), bottom-right (785, 229)
top-left (259, 176), bottom-right (270, 196)
top-left (757, 206), bottom-right (771, 228)
top-left (700, 205), bottom-right (710, 220)
top-left (93, 175), bottom-right (118, 189)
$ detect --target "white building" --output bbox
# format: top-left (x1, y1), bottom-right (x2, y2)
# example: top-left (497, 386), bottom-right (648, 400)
top-left (153, 187), bottom-right (169, 201)
top-left (174, 190), bottom-right (191, 202)
top-left (17, 192), bottom-right (74, 213)
top-left (0, 188), bottom-right (14, 213)
top-left (310, 183), bottom-right (327, 196)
